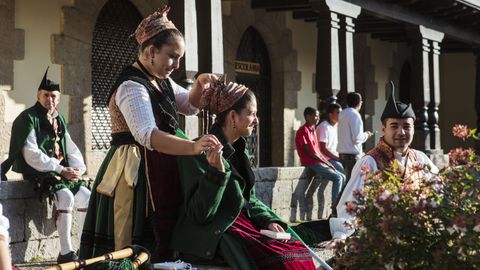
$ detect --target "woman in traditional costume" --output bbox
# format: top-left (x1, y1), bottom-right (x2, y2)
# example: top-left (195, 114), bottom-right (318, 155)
top-left (79, 7), bottom-right (220, 261)
top-left (171, 80), bottom-right (316, 270)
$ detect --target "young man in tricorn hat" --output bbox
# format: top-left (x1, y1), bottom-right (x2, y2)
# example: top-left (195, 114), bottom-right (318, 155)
top-left (1, 67), bottom-right (91, 263)
top-left (329, 81), bottom-right (439, 240)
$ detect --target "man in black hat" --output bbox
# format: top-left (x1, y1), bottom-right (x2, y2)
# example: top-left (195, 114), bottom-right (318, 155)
top-left (329, 81), bottom-right (439, 240)
top-left (0, 67), bottom-right (90, 263)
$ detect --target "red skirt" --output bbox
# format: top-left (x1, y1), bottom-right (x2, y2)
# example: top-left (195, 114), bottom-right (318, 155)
top-left (146, 150), bottom-right (181, 260)
top-left (227, 211), bottom-right (315, 270)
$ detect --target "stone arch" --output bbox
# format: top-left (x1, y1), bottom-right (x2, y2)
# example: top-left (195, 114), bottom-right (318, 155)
top-left (223, 2), bottom-right (301, 166)
top-left (399, 60), bottom-right (412, 103)
top-left (388, 42), bottom-right (411, 98)
top-left (52, 0), bottom-right (166, 174)
top-left (235, 26), bottom-right (272, 167)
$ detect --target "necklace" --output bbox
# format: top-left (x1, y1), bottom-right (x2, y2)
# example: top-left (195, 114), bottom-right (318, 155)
top-left (136, 59), bottom-right (155, 79)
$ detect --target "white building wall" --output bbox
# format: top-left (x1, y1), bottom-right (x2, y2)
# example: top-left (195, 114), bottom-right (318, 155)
top-left (285, 15), bottom-right (318, 122)
top-left (6, 0), bottom-right (73, 123)
top-left (285, 14), bottom-right (318, 166)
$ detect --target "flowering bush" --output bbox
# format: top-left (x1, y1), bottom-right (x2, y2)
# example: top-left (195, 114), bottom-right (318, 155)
top-left (334, 125), bottom-right (480, 269)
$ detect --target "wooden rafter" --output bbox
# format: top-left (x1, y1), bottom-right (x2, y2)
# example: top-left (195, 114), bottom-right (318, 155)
top-left (251, 0), bottom-right (310, 10)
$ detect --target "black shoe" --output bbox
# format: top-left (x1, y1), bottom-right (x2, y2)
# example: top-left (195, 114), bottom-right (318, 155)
top-left (57, 251), bottom-right (79, 264)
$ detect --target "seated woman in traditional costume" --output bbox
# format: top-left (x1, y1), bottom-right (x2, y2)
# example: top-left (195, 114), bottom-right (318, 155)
top-left (170, 80), bottom-right (315, 270)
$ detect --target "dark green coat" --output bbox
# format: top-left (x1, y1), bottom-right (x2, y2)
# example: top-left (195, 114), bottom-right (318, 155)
top-left (170, 126), bottom-right (287, 261)
top-left (1, 102), bottom-right (69, 177)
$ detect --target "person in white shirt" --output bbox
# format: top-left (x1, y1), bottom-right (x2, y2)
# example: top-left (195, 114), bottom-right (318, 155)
top-left (337, 92), bottom-right (373, 182)
top-left (329, 82), bottom-right (439, 240)
top-left (0, 203), bottom-right (11, 270)
top-left (0, 68), bottom-right (91, 263)
top-left (0, 168), bottom-right (12, 270)
top-left (316, 103), bottom-right (345, 175)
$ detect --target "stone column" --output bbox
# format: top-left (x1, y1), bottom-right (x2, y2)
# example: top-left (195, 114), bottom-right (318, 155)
top-left (410, 30), bottom-right (431, 151)
top-left (311, 0), bottom-right (360, 112)
top-left (410, 26), bottom-right (444, 152)
top-left (344, 16), bottom-right (357, 93)
top-left (196, 0), bottom-right (224, 75)
top-left (428, 37), bottom-right (443, 153)
top-left (169, 0), bottom-right (200, 138)
top-left (196, 0), bottom-right (224, 135)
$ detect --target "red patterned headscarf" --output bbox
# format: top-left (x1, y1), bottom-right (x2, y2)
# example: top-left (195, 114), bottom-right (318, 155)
top-left (200, 77), bottom-right (249, 114)
top-left (132, 6), bottom-right (177, 45)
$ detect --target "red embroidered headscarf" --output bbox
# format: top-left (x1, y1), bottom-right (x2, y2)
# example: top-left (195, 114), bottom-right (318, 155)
top-left (200, 77), bottom-right (249, 114)
top-left (132, 6), bottom-right (177, 45)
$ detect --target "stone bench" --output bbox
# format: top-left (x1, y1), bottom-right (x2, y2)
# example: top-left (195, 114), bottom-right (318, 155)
top-left (0, 166), bottom-right (333, 264)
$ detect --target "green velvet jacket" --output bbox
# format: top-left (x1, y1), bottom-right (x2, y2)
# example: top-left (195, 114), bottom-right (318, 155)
top-left (1, 102), bottom-right (68, 179)
top-left (170, 124), bottom-right (287, 260)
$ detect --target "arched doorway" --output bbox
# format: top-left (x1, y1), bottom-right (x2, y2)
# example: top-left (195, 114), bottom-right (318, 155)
top-left (91, 0), bottom-right (142, 150)
top-left (399, 61), bottom-right (412, 103)
top-left (235, 27), bottom-right (272, 167)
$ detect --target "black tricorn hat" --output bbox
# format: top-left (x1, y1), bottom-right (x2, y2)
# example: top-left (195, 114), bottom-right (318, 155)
top-left (381, 81), bottom-right (416, 121)
top-left (38, 67), bottom-right (60, 92)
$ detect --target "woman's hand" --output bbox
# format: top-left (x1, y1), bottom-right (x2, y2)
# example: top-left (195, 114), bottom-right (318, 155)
top-left (193, 134), bottom-right (221, 155)
top-left (318, 238), bottom-right (345, 250)
top-left (267, 223), bottom-right (285, 233)
top-left (197, 73), bottom-right (219, 88)
top-left (267, 223), bottom-right (288, 243)
top-left (189, 73), bottom-right (219, 108)
top-left (206, 144), bottom-right (225, 172)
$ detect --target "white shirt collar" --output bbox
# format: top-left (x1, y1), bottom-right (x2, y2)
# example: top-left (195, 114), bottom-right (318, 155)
top-left (47, 109), bottom-right (59, 120)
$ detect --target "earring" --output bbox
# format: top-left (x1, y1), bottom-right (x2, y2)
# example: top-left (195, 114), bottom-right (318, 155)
top-left (151, 57), bottom-right (154, 66)
top-left (233, 121), bottom-right (236, 129)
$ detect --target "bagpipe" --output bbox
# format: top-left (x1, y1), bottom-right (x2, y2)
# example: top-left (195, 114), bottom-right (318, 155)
top-left (47, 245), bottom-right (152, 270)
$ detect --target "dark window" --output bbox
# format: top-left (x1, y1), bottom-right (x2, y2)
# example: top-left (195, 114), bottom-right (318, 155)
top-left (91, 0), bottom-right (142, 150)
top-left (236, 27), bottom-right (272, 167)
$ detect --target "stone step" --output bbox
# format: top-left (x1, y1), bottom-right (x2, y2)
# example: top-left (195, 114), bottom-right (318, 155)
top-left (14, 248), bottom-right (334, 269)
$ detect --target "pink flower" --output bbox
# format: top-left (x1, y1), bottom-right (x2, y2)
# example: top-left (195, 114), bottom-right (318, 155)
top-left (411, 161), bottom-right (425, 172)
top-left (352, 188), bottom-right (364, 200)
top-left (452, 124), bottom-right (470, 140)
top-left (360, 164), bottom-right (370, 175)
top-left (345, 201), bottom-right (357, 214)
top-left (448, 147), bottom-right (475, 166)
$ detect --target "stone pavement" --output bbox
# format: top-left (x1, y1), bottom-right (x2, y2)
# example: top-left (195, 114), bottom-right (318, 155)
top-left (14, 248), bottom-right (335, 269)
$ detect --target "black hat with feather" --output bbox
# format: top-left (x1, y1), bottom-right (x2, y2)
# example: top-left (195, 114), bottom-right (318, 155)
top-left (381, 81), bottom-right (416, 121)
top-left (38, 67), bottom-right (60, 92)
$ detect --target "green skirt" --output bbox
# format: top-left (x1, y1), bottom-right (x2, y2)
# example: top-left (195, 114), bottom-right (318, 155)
top-left (79, 145), bottom-right (154, 258)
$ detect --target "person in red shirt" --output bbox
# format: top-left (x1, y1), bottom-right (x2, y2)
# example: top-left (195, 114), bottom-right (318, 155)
top-left (295, 107), bottom-right (346, 208)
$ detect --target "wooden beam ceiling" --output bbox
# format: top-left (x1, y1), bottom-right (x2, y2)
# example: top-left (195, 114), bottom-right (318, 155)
top-left (251, 0), bottom-right (480, 49)
top-left (251, 0), bottom-right (310, 10)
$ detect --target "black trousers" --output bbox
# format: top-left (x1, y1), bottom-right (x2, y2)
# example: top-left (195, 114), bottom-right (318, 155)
top-left (338, 153), bottom-right (361, 185)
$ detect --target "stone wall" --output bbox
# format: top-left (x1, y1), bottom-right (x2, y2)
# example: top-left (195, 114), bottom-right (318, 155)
top-left (0, 167), bottom-right (332, 263)
top-left (0, 181), bottom-right (76, 263)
